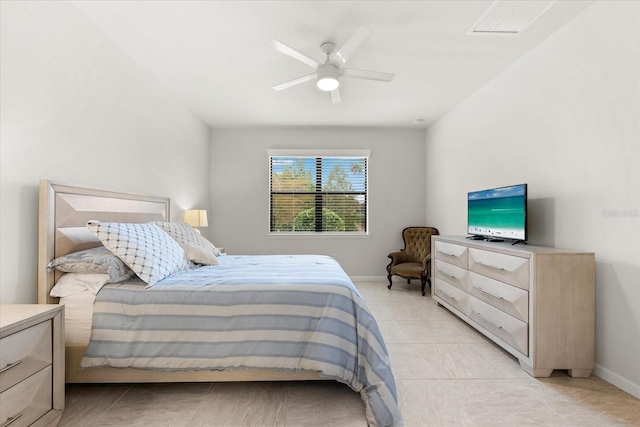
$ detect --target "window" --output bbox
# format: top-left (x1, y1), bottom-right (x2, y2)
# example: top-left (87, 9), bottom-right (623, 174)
top-left (269, 150), bottom-right (369, 234)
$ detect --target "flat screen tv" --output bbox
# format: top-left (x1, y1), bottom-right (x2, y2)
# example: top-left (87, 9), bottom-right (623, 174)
top-left (467, 183), bottom-right (527, 242)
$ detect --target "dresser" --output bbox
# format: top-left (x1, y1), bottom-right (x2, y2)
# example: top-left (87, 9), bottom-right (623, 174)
top-left (431, 236), bottom-right (595, 378)
top-left (0, 305), bottom-right (64, 427)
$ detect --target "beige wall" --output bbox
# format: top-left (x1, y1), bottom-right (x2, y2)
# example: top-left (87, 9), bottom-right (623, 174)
top-left (424, 1), bottom-right (639, 397)
top-left (210, 127), bottom-right (427, 277)
top-left (0, 1), bottom-right (211, 304)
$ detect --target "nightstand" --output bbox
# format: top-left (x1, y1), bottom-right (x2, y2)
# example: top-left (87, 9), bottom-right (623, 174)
top-left (0, 305), bottom-right (64, 427)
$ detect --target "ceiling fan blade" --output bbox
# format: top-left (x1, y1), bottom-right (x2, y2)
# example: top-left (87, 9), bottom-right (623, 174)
top-left (272, 72), bottom-right (317, 91)
top-left (272, 40), bottom-right (320, 68)
top-left (331, 27), bottom-right (374, 65)
top-left (330, 88), bottom-right (341, 104)
top-left (341, 68), bottom-right (395, 82)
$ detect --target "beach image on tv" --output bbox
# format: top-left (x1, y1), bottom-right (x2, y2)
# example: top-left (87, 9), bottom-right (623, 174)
top-left (468, 185), bottom-right (526, 239)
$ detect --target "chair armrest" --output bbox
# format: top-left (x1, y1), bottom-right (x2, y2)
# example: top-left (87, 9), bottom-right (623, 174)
top-left (388, 251), bottom-right (407, 267)
top-left (420, 253), bottom-right (432, 270)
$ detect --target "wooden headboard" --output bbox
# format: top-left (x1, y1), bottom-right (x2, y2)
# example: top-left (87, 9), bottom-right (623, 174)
top-left (37, 180), bottom-right (170, 304)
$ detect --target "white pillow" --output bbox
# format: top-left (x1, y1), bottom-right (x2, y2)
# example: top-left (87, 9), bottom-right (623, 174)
top-left (50, 273), bottom-right (110, 298)
top-left (87, 221), bottom-right (192, 286)
top-left (155, 221), bottom-right (221, 260)
top-left (181, 242), bottom-right (219, 266)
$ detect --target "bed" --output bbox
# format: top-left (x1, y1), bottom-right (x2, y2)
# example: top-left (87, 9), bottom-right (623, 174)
top-left (37, 180), bottom-right (398, 426)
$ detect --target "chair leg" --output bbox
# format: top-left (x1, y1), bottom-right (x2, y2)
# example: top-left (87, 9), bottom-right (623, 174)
top-left (421, 263), bottom-right (431, 296)
top-left (387, 275), bottom-right (393, 290)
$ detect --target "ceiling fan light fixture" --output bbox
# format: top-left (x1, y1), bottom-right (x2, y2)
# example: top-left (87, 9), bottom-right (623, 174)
top-left (272, 28), bottom-right (394, 102)
top-left (316, 64), bottom-right (340, 91)
top-left (317, 77), bottom-right (339, 92)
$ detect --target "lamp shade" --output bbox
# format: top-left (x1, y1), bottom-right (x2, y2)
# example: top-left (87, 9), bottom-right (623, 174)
top-left (184, 210), bottom-right (208, 227)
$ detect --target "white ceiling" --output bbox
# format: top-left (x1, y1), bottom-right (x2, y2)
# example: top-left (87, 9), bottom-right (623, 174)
top-left (70, 1), bottom-right (593, 129)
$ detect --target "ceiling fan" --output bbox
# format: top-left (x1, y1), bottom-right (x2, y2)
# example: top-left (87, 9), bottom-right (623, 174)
top-left (271, 27), bottom-right (395, 104)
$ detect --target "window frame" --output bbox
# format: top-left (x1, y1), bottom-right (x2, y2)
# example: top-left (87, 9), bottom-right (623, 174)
top-left (268, 149), bottom-right (370, 237)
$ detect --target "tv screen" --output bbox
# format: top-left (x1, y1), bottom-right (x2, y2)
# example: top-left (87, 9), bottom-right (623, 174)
top-left (467, 183), bottom-right (527, 241)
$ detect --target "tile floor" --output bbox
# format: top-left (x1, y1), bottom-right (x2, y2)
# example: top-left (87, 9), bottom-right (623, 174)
top-left (60, 280), bottom-right (640, 426)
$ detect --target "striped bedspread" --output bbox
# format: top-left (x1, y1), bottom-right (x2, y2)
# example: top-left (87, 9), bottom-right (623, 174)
top-left (81, 255), bottom-right (398, 426)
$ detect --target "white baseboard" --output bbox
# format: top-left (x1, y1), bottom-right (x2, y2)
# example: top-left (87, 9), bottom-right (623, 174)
top-left (350, 276), bottom-right (431, 282)
top-left (350, 276), bottom-right (433, 285)
top-left (350, 276), bottom-right (387, 282)
top-left (594, 364), bottom-right (640, 399)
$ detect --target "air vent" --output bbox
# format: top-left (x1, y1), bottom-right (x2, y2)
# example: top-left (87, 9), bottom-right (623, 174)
top-left (469, 0), bottom-right (557, 35)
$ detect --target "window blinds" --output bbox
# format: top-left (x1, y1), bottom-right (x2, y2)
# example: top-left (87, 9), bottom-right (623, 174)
top-left (270, 155), bottom-right (368, 233)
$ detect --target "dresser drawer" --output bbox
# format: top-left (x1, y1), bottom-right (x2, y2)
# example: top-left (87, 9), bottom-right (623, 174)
top-left (468, 272), bottom-right (529, 323)
top-left (468, 296), bottom-right (528, 355)
top-left (433, 261), bottom-right (469, 292)
top-left (469, 248), bottom-right (530, 290)
top-left (434, 241), bottom-right (468, 269)
top-left (0, 321), bottom-right (52, 393)
top-left (0, 366), bottom-right (52, 427)
top-left (435, 278), bottom-right (468, 315)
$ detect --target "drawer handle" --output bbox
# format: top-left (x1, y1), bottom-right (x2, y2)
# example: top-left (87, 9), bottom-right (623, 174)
top-left (477, 261), bottom-right (506, 271)
top-left (439, 290), bottom-right (456, 301)
top-left (474, 311), bottom-right (503, 330)
top-left (0, 360), bottom-right (21, 374)
top-left (438, 270), bottom-right (457, 279)
top-left (440, 251), bottom-right (457, 257)
top-left (476, 287), bottom-right (504, 300)
top-left (2, 413), bottom-right (23, 427)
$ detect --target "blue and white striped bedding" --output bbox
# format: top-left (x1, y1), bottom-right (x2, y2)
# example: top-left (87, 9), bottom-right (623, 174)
top-left (81, 255), bottom-right (398, 426)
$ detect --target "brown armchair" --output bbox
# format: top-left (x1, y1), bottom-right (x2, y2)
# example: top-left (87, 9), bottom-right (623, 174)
top-left (387, 227), bottom-right (439, 295)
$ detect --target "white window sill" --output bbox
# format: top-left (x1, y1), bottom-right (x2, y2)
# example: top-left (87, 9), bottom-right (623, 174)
top-left (268, 232), bottom-right (371, 238)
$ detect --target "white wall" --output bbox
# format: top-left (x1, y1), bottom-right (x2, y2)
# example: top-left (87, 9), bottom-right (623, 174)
top-left (210, 128), bottom-right (426, 277)
top-left (0, 2), bottom-right (211, 304)
top-left (425, 1), bottom-right (639, 397)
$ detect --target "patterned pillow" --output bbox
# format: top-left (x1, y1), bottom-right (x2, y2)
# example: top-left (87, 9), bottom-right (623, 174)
top-left (47, 246), bottom-right (134, 283)
top-left (155, 221), bottom-right (221, 261)
top-left (87, 221), bottom-right (192, 286)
